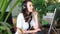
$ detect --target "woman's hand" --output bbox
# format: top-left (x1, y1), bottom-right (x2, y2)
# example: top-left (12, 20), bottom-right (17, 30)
top-left (36, 28), bottom-right (41, 31)
top-left (31, 28), bottom-right (41, 34)
top-left (33, 28), bottom-right (41, 33)
top-left (32, 11), bottom-right (38, 16)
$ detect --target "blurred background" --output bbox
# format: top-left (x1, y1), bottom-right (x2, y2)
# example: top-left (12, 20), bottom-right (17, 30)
top-left (0, 0), bottom-right (60, 34)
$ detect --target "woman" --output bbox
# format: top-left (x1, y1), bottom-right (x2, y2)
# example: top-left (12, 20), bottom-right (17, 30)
top-left (15, 0), bottom-right (41, 34)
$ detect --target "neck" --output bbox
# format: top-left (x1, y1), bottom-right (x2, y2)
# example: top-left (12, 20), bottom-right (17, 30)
top-left (28, 12), bottom-right (30, 15)
top-left (26, 11), bottom-right (30, 16)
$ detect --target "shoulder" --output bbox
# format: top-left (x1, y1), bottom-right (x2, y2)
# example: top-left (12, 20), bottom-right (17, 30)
top-left (17, 13), bottom-right (23, 19)
top-left (18, 13), bottom-right (23, 16)
top-left (18, 13), bottom-right (23, 17)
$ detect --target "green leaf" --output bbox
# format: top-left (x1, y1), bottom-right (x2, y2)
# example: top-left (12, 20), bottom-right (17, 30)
top-left (42, 19), bottom-right (49, 25)
top-left (0, 22), bottom-right (12, 28)
top-left (5, 22), bottom-right (12, 28)
top-left (0, 0), bottom-right (12, 21)
top-left (4, 0), bottom-right (20, 22)
top-left (0, 26), bottom-right (6, 30)
top-left (0, 29), bottom-right (2, 34)
top-left (7, 28), bottom-right (12, 34)
top-left (0, 22), bottom-right (12, 34)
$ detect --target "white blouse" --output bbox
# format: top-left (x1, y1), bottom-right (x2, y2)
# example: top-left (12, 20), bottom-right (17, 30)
top-left (15, 13), bottom-right (38, 34)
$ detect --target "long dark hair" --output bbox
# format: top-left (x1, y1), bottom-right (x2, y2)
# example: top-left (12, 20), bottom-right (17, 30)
top-left (21, 0), bottom-right (33, 23)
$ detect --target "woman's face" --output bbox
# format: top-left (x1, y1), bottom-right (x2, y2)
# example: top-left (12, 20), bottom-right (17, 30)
top-left (27, 1), bottom-right (33, 12)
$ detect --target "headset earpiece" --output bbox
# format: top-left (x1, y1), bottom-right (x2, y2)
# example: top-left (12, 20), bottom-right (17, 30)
top-left (22, 4), bottom-right (27, 10)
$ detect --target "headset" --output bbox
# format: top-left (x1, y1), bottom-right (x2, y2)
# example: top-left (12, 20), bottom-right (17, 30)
top-left (22, 3), bottom-right (27, 10)
top-left (22, 0), bottom-right (32, 11)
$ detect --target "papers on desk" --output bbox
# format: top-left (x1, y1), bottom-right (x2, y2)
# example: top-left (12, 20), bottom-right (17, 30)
top-left (43, 13), bottom-right (54, 18)
top-left (43, 13), bottom-right (54, 24)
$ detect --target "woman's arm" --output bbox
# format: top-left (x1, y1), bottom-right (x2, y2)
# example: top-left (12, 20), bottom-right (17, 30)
top-left (17, 28), bottom-right (38, 34)
top-left (33, 11), bottom-right (41, 31)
